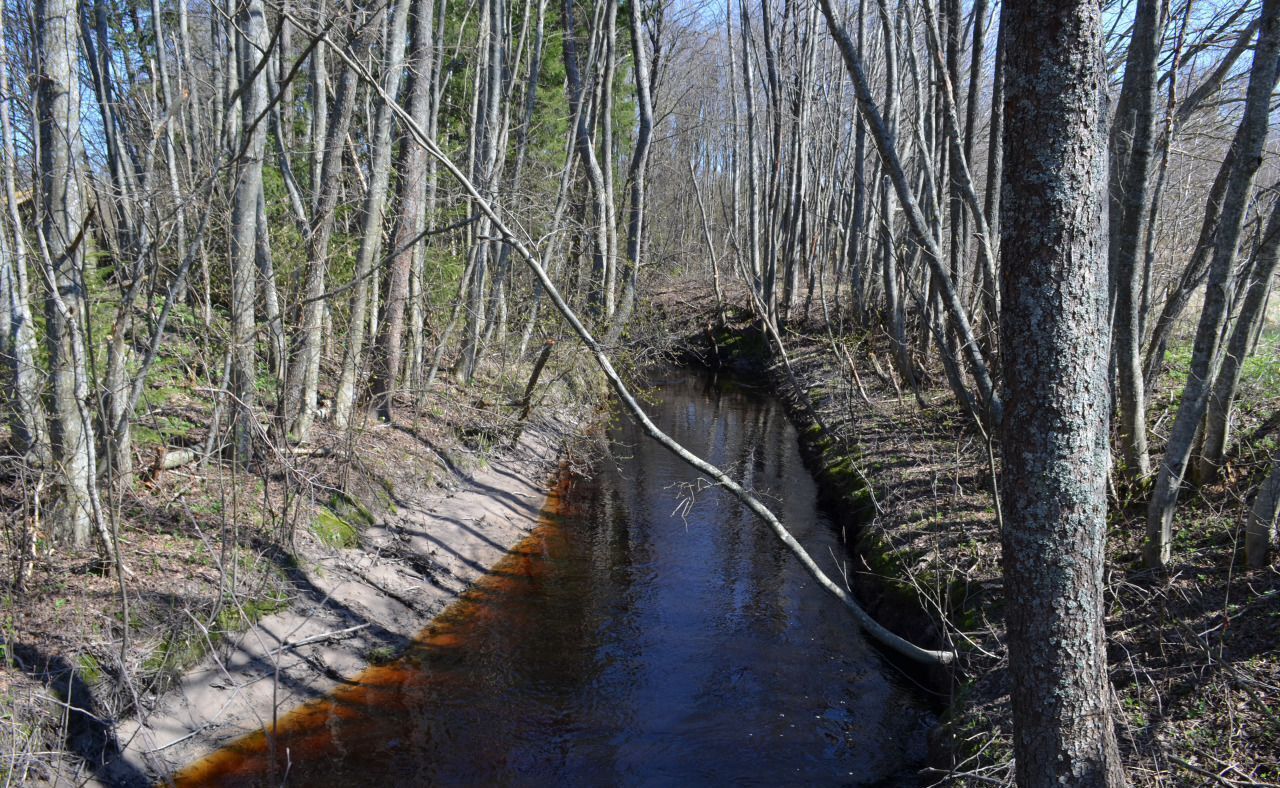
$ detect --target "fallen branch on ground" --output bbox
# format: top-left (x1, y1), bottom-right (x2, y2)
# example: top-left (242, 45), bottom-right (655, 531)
top-left (309, 25), bottom-right (955, 667)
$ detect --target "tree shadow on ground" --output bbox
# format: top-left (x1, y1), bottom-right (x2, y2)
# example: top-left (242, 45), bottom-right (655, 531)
top-left (8, 642), bottom-right (152, 787)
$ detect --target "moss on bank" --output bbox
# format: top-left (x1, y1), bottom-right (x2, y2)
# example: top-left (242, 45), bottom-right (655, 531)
top-left (653, 280), bottom-right (1280, 784)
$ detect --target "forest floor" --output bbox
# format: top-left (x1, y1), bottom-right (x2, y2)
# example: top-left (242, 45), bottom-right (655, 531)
top-left (0, 319), bottom-right (604, 786)
top-left (3, 281), bottom-right (1278, 786)
top-left (649, 278), bottom-right (1280, 786)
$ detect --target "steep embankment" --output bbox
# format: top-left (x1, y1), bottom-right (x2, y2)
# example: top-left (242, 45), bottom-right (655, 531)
top-left (648, 278), bottom-right (1280, 785)
top-left (1, 333), bottom-right (604, 786)
top-left (107, 416), bottom-right (575, 783)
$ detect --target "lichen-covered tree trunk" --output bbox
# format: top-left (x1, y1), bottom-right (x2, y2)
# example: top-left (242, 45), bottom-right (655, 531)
top-left (999, 0), bottom-right (1125, 783)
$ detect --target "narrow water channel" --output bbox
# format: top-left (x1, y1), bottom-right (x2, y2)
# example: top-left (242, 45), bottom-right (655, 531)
top-left (177, 368), bottom-right (933, 786)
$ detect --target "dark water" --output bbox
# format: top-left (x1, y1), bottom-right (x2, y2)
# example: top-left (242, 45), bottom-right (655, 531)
top-left (177, 369), bottom-right (932, 786)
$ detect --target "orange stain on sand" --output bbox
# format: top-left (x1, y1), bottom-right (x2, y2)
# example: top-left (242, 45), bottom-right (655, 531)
top-left (169, 473), bottom-right (571, 787)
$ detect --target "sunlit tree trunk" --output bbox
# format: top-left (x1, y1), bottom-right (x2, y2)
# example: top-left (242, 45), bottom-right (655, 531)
top-left (1146, 0), bottom-right (1280, 569)
top-left (370, 0), bottom-right (435, 421)
top-left (37, 0), bottom-right (102, 547)
top-left (229, 0), bottom-right (272, 461)
top-left (0, 11), bottom-right (48, 465)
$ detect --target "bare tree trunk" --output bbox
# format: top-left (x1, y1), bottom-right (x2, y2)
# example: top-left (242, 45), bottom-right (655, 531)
top-left (562, 0), bottom-right (611, 320)
top-left (597, 0), bottom-right (619, 318)
top-left (758, 0), bottom-right (786, 322)
top-left (1145, 0), bottom-right (1280, 569)
top-left (1108, 0), bottom-right (1164, 480)
top-left (606, 0), bottom-right (655, 340)
top-left (309, 0), bottom-right (329, 213)
top-left (333, 0), bottom-right (412, 429)
top-left (0, 12), bottom-right (48, 464)
top-left (277, 0), bottom-right (294, 148)
top-left (37, 0), bottom-right (104, 548)
top-left (1197, 199), bottom-right (1280, 482)
top-left (458, 0), bottom-right (505, 382)
top-left (999, 0), bottom-right (1125, 782)
top-left (978, 15), bottom-right (1003, 351)
top-left (1137, 12), bottom-right (1189, 345)
top-left (370, 0), bottom-right (435, 421)
top-left (266, 65), bottom-right (311, 230)
top-left (210, 0), bottom-right (227, 145)
top-left (847, 0), bottom-right (867, 323)
top-left (285, 3), bottom-right (373, 441)
top-left (870, 2), bottom-right (914, 395)
top-left (229, 0), bottom-right (272, 461)
top-left (151, 0), bottom-right (190, 304)
top-left (739, 0), bottom-right (763, 298)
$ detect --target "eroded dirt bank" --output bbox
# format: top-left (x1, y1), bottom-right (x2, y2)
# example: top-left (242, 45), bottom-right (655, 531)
top-left (104, 419), bottom-right (573, 785)
top-left (1, 343), bottom-right (604, 787)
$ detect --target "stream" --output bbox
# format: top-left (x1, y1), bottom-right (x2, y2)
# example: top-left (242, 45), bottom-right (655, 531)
top-left (176, 368), bottom-right (933, 786)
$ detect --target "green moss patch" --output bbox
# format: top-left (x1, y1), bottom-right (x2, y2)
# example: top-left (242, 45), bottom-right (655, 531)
top-left (313, 507), bottom-right (360, 549)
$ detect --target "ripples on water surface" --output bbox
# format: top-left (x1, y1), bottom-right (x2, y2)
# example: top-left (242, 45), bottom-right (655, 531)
top-left (177, 368), bottom-right (933, 786)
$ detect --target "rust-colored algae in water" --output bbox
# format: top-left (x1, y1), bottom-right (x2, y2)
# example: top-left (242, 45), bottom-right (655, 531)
top-left (172, 370), bottom-right (932, 786)
top-left (172, 475), bottom-right (574, 787)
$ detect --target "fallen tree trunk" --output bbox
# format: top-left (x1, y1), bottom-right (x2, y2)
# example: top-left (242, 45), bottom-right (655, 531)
top-left (309, 25), bottom-right (955, 667)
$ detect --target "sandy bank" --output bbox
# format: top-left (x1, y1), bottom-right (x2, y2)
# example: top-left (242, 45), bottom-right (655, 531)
top-left (100, 419), bottom-right (571, 786)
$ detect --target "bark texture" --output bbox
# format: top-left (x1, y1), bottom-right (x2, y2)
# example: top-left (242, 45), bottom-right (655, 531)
top-left (999, 0), bottom-right (1126, 783)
